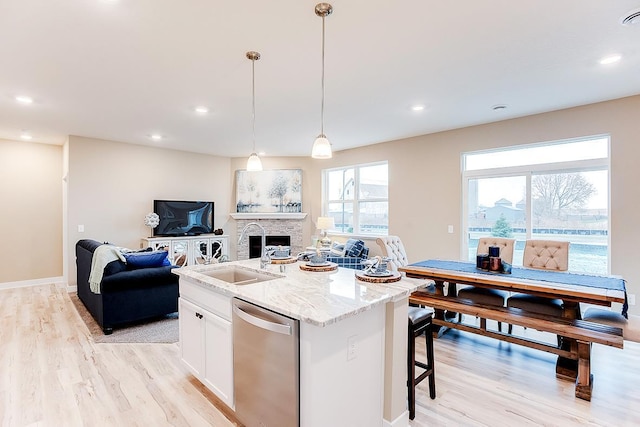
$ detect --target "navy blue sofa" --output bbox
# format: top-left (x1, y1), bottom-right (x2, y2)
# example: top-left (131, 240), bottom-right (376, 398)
top-left (75, 239), bottom-right (179, 334)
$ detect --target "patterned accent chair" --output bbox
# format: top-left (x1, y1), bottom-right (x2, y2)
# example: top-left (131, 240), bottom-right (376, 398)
top-left (457, 237), bottom-right (515, 331)
top-left (507, 240), bottom-right (570, 338)
top-left (325, 238), bottom-right (369, 270)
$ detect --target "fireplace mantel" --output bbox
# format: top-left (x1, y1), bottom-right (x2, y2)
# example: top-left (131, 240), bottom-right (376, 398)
top-left (229, 213), bottom-right (308, 220)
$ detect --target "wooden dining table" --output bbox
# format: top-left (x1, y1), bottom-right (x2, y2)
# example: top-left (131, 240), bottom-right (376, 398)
top-left (399, 259), bottom-right (627, 400)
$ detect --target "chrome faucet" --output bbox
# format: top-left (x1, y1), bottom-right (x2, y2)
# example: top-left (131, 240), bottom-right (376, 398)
top-left (238, 222), bottom-right (271, 269)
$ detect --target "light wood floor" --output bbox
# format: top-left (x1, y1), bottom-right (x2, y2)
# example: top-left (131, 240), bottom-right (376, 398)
top-left (1, 284), bottom-right (639, 426)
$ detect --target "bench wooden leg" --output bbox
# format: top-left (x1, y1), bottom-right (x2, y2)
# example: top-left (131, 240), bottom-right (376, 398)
top-left (432, 281), bottom-right (448, 337)
top-left (575, 340), bottom-right (593, 401)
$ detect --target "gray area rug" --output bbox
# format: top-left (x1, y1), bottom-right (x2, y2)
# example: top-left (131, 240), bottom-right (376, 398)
top-left (69, 292), bottom-right (179, 344)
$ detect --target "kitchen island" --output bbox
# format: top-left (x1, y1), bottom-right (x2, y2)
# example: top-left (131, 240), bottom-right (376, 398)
top-left (173, 259), bottom-right (426, 427)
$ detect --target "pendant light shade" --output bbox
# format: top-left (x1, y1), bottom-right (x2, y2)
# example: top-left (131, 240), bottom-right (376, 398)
top-left (312, 3), bottom-right (333, 159)
top-left (246, 51), bottom-right (263, 171)
top-left (246, 152), bottom-right (262, 170)
top-left (312, 134), bottom-right (332, 159)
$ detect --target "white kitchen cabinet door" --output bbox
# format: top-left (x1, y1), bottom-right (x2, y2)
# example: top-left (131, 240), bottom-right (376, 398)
top-left (179, 298), bottom-right (205, 377)
top-left (179, 297), bottom-right (234, 409)
top-left (203, 310), bottom-right (234, 408)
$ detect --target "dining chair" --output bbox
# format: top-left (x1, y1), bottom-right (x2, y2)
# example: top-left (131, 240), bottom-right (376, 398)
top-left (457, 237), bottom-right (515, 331)
top-left (376, 235), bottom-right (435, 294)
top-left (507, 240), bottom-right (570, 338)
top-left (375, 235), bottom-right (409, 272)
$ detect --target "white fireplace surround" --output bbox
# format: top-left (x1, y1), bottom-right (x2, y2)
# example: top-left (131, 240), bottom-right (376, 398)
top-left (233, 213), bottom-right (308, 260)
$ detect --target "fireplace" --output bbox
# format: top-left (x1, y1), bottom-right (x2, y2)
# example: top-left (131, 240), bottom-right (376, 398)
top-left (234, 217), bottom-right (305, 260)
top-left (249, 235), bottom-right (291, 259)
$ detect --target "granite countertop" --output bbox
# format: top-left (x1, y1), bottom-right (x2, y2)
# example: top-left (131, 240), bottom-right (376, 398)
top-left (173, 259), bottom-right (426, 327)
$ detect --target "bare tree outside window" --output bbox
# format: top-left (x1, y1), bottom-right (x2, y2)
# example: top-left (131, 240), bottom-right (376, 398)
top-left (532, 173), bottom-right (597, 223)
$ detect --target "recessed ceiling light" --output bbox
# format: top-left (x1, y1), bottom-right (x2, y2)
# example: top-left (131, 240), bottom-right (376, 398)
top-left (492, 104), bottom-right (508, 111)
top-left (15, 95), bottom-right (33, 104)
top-left (194, 106), bottom-right (209, 114)
top-left (20, 132), bottom-right (32, 140)
top-left (411, 105), bottom-right (425, 111)
top-left (599, 54), bottom-right (622, 65)
top-left (150, 134), bottom-right (162, 141)
top-left (258, 151), bottom-right (266, 156)
top-left (621, 8), bottom-right (640, 25)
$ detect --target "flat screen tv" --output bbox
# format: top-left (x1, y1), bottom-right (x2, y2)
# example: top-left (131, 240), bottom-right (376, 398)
top-left (153, 200), bottom-right (214, 236)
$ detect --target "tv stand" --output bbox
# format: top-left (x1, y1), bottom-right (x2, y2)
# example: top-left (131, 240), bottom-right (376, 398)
top-left (142, 234), bottom-right (229, 266)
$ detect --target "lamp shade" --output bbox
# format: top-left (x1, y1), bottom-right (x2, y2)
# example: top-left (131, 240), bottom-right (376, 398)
top-left (312, 135), bottom-right (332, 159)
top-left (246, 152), bottom-right (263, 171)
top-left (316, 216), bottom-right (335, 230)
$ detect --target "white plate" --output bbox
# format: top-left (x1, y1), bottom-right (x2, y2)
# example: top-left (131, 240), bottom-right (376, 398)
top-left (307, 261), bottom-right (330, 267)
top-left (364, 270), bottom-right (393, 277)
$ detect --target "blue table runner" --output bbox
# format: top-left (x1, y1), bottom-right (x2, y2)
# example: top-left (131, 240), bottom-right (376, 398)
top-left (410, 259), bottom-right (628, 317)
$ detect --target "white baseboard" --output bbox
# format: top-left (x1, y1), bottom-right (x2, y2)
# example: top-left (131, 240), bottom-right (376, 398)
top-left (384, 410), bottom-right (409, 427)
top-left (0, 276), bottom-right (66, 291)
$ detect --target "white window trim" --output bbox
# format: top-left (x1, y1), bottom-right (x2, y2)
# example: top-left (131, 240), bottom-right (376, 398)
top-left (461, 137), bottom-right (610, 272)
top-left (322, 161), bottom-right (389, 236)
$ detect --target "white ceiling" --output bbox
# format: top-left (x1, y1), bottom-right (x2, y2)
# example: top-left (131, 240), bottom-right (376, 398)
top-left (2, 0), bottom-right (640, 158)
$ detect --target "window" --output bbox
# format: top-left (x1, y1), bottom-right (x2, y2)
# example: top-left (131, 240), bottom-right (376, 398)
top-left (463, 136), bottom-right (609, 274)
top-left (323, 162), bottom-right (388, 235)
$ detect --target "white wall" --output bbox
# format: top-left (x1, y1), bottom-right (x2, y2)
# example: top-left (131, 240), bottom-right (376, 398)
top-left (66, 136), bottom-right (232, 285)
top-left (0, 139), bottom-right (62, 283)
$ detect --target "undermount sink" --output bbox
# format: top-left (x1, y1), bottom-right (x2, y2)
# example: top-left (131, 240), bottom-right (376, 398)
top-left (201, 265), bottom-right (279, 285)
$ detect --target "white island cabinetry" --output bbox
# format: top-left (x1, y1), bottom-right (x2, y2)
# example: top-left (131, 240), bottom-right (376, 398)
top-left (174, 261), bottom-right (423, 427)
top-left (179, 280), bottom-right (234, 409)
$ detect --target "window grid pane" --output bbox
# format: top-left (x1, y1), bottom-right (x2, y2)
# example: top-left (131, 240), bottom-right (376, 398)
top-left (463, 137), bottom-right (609, 274)
top-left (465, 138), bottom-right (608, 171)
top-left (323, 162), bottom-right (388, 235)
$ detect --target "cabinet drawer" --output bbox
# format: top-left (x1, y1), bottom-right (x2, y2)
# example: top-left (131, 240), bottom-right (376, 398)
top-left (180, 280), bottom-right (232, 321)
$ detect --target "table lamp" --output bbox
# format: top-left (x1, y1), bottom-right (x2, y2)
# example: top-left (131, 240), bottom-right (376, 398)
top-left (316, 217), bottom-right (335, 248)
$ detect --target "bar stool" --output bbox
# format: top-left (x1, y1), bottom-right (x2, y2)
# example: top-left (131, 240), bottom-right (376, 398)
top-left (408, 306), bottom-right (436, 420)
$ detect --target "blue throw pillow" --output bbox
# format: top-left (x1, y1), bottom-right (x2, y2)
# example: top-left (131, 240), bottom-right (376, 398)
top-left (124, 250), bottom-right (170, 269)
top-left (344, 239), bottom-right (366, 258)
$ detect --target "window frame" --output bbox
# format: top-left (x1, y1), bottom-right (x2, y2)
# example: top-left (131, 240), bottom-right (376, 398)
top-left (461, 135), bottom-right (610, 272)
top-left (322, 161), bottom-right (389, 236)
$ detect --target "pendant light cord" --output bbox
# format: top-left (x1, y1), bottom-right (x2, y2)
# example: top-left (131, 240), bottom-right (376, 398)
top-left (252, 57), bottom-right (256, 152)
top-left (320, 15), bottom-right (325, 136)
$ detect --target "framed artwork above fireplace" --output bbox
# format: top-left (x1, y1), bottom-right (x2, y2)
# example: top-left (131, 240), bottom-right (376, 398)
top-left (235, 169), bottom-right (302, 214)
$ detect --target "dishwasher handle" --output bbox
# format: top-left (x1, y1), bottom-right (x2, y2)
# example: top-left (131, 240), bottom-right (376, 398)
top-left (233, 304), bottom-right (292, 336)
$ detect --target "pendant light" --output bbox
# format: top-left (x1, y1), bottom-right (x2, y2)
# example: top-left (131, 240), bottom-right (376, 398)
top-left (246, 51), bottom-right (263, 171)
top-left (311, 3), bottom-right (333, 159)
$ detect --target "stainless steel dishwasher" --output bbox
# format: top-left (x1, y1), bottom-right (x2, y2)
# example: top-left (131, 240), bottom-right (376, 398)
top-left (232, 298), bottom-right (300, 427)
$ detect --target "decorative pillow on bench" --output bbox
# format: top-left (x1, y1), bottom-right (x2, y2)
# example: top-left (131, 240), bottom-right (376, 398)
top-left (123, 250), bottom-right (171, 269)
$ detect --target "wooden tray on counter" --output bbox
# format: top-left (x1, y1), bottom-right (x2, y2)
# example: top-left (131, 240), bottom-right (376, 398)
top-left (299, 262), bottom-right (338, 272)
top-left (355, 271), bottom-right (402, 283)
top-left (270, 256), bottom-right (298, 265)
